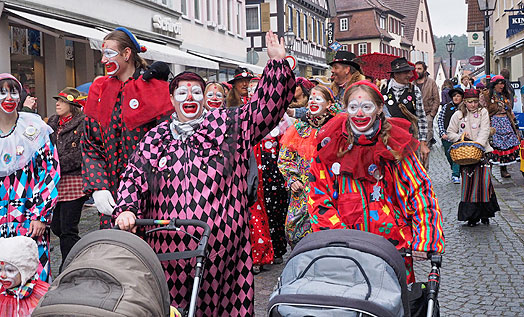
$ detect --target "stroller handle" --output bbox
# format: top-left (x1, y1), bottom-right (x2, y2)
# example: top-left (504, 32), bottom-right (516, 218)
top-left (134, 218), bottom-right (211, 239)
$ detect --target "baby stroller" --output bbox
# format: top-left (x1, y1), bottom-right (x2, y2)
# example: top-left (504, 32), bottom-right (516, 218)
top-left (268, 229), bottom-right (441, 317)
top-left (33, 218), bottom-right (210, 317)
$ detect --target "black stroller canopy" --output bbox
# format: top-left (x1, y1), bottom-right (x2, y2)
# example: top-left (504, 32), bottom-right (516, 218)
top-left (33, 229), bottom-right (171, 317)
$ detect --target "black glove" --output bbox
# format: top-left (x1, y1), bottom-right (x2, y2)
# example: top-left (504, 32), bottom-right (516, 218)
top-left (142, 61), bottom-right (171, 81)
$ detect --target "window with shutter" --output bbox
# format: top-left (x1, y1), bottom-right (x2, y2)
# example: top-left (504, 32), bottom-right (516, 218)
top-left (246, 5), bottom-right (260, 31)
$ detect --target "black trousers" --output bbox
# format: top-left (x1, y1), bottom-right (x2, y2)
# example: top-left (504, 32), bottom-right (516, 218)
top-left (51, 195), bottom-right (87, 272)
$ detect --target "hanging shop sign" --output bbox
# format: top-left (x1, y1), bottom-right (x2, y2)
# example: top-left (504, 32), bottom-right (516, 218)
top-left (468, 56), bottom-right (484, 66)
top-left (507, 14), bottom-right (524, 38)
top-left (327, 22), bottom-right (334, 45)
top-left (467, 32), bottom-right (483, 47)
top-left (152, 14), bottom-right (181, 36)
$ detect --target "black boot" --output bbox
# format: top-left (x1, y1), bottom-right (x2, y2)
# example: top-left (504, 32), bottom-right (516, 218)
top-left (500, 166), bottom-right (511, 178)
top-left (481, 218), bottom-right (490, 225)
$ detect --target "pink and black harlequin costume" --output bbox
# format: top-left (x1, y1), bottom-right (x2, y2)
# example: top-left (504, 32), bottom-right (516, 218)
top-left (81, 72), bottom-right (173, 228)
top-left (114, 59), bottom-right (295, 315)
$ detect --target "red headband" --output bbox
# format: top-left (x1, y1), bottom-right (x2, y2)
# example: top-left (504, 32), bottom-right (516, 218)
top-left (347, 80), bottom-right (383, 101)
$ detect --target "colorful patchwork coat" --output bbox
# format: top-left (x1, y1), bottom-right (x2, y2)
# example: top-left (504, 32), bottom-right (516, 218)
top-left (114, 60), bottom-right (295, 316)
top-left (0, 113), bottom-right (59, 282)
top-left (307, 115), bottom-right (445, 283)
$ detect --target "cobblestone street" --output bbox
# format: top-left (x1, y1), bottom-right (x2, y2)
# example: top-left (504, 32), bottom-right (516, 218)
top-left (50, 142), bottom-right (524, 315)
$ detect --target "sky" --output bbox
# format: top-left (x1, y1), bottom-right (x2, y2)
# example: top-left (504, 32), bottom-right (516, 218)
top-left (427, 0), bottom-right (468, 36)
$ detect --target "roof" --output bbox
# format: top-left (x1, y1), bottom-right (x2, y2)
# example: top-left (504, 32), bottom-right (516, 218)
top-left (466, 0), bottom-right (484, 32)
top-left (381, 0), bottom-right (436, 52)
top-left (335, 0), bottom-right (404, 18)
top-left (336, 9), bottom-right (394, 41)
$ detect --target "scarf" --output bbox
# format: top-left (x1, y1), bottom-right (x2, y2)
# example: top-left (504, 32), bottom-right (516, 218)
top-left (59, 114), bottom-right (73, 126)
top-left (169, 110), bottom-right (207, 141)
top-left (389, 78), bottom-right (409, 101)
top-left (306, 111), bottom-right (333, 128)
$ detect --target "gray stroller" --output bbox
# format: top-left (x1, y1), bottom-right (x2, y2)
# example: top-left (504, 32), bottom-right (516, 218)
top-left (268, 229), bottom-right (441, 317)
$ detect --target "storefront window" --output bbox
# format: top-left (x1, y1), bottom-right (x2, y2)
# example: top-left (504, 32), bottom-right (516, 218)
top-left (9, 26), bottom-right (44, 112)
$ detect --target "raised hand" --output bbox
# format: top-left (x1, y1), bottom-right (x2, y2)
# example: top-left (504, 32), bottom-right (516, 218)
top-left (266, 30), bottom-right (286, 61)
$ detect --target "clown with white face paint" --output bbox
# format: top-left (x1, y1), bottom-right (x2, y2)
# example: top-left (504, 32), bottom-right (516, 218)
top-left (306, 80), bottom-right (444, 285)
top-left (0, 73), bottom-right (59, 285)
top-left (82, 27), bottom-right (173, 229)
top-left (203, 83), bottom-right (225, 110)
top-left (0, 82), bottom-right (20, 114)
top-left (278, 85), bottom-right (339, 247)
top-left (0, 236), bottom-right (51, 317)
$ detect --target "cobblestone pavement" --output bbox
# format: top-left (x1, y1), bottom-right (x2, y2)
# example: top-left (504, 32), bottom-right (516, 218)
top-left (50, 142), bottom-right (524, 316)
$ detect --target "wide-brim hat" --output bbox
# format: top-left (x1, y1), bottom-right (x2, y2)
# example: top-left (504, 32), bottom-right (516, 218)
top-left (328, 50), bottom-right (362, 72)
top-left (448, 87), bottom-right (464, 98)
top-left (228, 67), bottom-right (254, 85)
top-left (388, 57), bottom-right (415, 73)
top-left (53, 87), bottom-right (83, 107)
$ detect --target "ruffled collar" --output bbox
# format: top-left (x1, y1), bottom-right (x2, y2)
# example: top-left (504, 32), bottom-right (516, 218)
top-left (1, 276), bottom-right (37, 300)
top-left (316, 114), bottom-right (419, 182)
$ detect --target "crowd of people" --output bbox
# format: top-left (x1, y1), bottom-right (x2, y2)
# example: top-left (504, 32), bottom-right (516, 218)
top-left (0, 26), bottom-right (520, 316)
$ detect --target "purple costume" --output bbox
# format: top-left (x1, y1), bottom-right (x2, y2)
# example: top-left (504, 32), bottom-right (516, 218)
top-left (114, 59), bottom-right (295, 316)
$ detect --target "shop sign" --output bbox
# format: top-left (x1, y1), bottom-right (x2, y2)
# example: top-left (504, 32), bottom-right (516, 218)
top-left (468, 56), bottom-right (484, 66)
top-left (327, 22), bottom-right (334, 45)
top-left (152, 14), bottom-right (181, 36)
top-left (507, 15), bottom-right (524, 38)
top-left (467, 32), bottom-right (483, 47)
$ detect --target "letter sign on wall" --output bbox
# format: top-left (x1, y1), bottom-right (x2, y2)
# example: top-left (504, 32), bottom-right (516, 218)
top-left (152, 14), bottom-right (182, 36)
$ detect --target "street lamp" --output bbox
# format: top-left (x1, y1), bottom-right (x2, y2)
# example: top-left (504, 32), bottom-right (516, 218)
top-left (446, 38), bottom-right (456, 79)
top-left (284, 26), bottom-right (296, 53)
top-left (477, 0), bottom-right (497, 81)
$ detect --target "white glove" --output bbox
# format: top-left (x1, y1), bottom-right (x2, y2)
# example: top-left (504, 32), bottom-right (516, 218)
top-left (92, 190), bottom-right (116, 215)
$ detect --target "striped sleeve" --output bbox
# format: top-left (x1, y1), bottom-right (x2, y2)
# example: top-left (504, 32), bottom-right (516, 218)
top-left (393, 152), bottom-right (445, 253)
top-left (307, 156), bottom-right (345, 231)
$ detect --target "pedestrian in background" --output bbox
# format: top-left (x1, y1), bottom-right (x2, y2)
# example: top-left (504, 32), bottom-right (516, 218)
top-left (328, 50), bottom-right (365, 103)
top-left (82, 27), bottom-right (173, 228)
top-left (460, 74), bottom-right (473, 90)
top-left (47, 87), bottom-right (87, 272)
top-left (286, 77), bottom-right (314, 119)
top-left (0, 73), bottom-right (59, 282)
top-left (446, 89), bottom-right (499, 227)
top-left (307, 80), bottom-right (444, 283)
top-left (415, 61), bottom-right (440, 169)
top-left (438, 87), bottom-right (464, 184)
top-left (225, 67), bottom-right (253, 107)
top-left (381, 57), bottom-right (430, 164)
top-left (278, 85), bottom-right (338, 247)
top-left (484, 75), bottom-right (520, 178)
top-left (440, 79), bottom-right (454, 106)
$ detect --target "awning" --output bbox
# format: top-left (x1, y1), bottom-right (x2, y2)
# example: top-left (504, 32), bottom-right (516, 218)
top-left (296, 57), bottom-right (329, 69)
top-left (5, 8), bottom-right (218, 70)
top-left (89, 39), bottom-right (219, 70)
top-left (494, 37), bottom-right (524, 56)
top-left (5, 8), bottom-right (108, 42)
top-left (188, 51), bottom-right (265, 74)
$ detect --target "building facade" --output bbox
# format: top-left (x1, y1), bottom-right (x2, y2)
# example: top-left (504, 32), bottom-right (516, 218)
top-left (245, 0), bottom-right (330, 77)
top-left (331, 0), bottom-right (412, 62)
top-left (0, 0), bottom-right (252, 117)
top-left (491, 0), bottom-right (524, 82)
top-left (177, 0), bottom-right (263, 81)
top-left (382, 0), bottom-right (436, 75)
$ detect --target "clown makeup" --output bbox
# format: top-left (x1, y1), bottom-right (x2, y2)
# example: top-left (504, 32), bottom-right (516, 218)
top-left (173, 81), bottom-right (204, 120)
top-left (346, 88), bottom-right (381, 135)
top-left (0, 82), bottom-right (20, 114)
top-left (307, 90), bottom-right (329, 116)
top-left (0, 261), bottom-right (21, 289)
top-left (204, 84), bottom-right (224, 109)
top-left (101, 41), bottom-right (123, 76)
